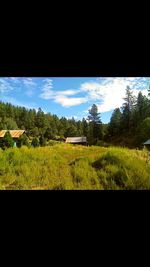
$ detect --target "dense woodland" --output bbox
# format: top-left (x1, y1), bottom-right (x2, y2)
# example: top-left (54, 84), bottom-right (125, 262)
top-left (1, 85), bottom-right (150, 148)
top-left (0, 101), bottom-right (103, 146)
top-left (107, 86), bottom-right (150, 147)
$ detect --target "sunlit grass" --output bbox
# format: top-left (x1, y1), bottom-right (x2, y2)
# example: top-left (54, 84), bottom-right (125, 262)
top-left (0, 144), bottom-right (150, 190)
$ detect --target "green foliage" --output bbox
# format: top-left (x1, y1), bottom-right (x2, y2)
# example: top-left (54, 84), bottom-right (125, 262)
top-left (1, 117), bottom-right (18, 130)
top-left (92, 147), bottom-right (150, 189)
top-left (0, 101), bottom-right (90, 143)
top-left (136, 117), bottom-right (150, 146)
top-left (87, 104), bottom-right (103, 145)
top-left (0, 131), bottom-right (14, 150)
top-left (31, 137), bottom-right (40, 147)
top-left (88, 104), bottom-right (101, 123)
top-left (107, 86), bottom-right (150, 147)
top-left (108, 108), bottom-right (122, 136)
top-left (82, 118), bottom-right (89, 137)
top-left (17, 134), bottom-right (30, 148)
top-left (39, 135), bottom-right (47, 147)
top-left (44, 128), bottom-right (55, 139)
top-left (66, 125), bottom-right (78, 137)
top-left (122, 86), bottom-right (136, 131)
top-left (30, 127), bottom-right (39, 137)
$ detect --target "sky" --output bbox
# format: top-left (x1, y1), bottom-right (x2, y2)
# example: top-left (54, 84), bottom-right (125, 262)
top-left (0, 77), bottom-right (150, 123)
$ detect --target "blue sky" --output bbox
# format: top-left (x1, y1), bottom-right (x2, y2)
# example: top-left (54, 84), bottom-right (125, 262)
top-left (0, 77), bottom-right (150, 123)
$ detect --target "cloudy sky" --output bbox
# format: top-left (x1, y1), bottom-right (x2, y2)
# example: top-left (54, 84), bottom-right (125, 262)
top-left (0, 77), bottom-right (150, 123)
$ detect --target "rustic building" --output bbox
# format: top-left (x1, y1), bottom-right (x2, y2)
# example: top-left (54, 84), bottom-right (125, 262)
top-left (66, 137), bottom-right (87, 145)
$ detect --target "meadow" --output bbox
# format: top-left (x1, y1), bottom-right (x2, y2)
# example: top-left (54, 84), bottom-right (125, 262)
top-left (0, 143), bottom-right (150, 190)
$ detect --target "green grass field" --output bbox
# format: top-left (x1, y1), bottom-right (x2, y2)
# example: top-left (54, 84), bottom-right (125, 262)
top-left (0, 144), bottom-right (150, 190)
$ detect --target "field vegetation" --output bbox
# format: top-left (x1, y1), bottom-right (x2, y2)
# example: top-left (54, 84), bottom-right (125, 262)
top-left (0, 144), bottom-right (150, 190)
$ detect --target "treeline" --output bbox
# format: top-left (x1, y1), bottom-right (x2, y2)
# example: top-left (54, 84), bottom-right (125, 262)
top-left (107, 86), bottom-right (150, 147)
top-left (0, 102), bottom-right (103, 145)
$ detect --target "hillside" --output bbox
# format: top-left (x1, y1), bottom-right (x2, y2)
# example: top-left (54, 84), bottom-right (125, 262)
top-left (0, 144), bottom-right (150, 190)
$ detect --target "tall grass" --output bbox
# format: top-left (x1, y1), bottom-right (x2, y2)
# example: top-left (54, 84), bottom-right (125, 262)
top-left (0, 144), bottom-right (150, 190)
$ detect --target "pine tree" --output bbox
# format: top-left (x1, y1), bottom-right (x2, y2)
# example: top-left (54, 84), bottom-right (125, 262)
top-left (82, 118), bottom-right (89, 137)
top-left (87, 104), bottom-right (102, 144)
top-left (136, 117), bottom-right (150, 145)
top-left (44, 128), bottom-right (53, 140)
top-left (134, 91), bottom-right (150, 124)
top-left (66, 125), bottom-right (78, 137)
top-left (108, 108), bottom-right (122, 136)
top-left (88, 104), bottom-right (101, 123)
top-left (122, 86), bottom-right (136, 131)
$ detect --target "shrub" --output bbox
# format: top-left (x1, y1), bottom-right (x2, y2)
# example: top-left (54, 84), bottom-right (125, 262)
top-left (17, 134), bottom-right (30, 147)
top-left (0, 131), bottom-right (14, 150)
top-left (92, 148), bottom-right (150, 190)
top-left (39, 135), bottom-right (47, 147)
top-left (31, 137), bottom-right (40, 147)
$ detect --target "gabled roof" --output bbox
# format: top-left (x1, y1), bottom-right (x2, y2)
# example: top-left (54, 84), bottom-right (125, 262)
top-left (0, 130), bottom-right (25, 138)
top-left (66, 137), bottom-right (87, 143)
top-left (143, 139), bottom-right (150, 145)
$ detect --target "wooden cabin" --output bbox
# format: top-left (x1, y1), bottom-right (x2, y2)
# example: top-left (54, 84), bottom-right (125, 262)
top-left (0, 130), bottom-right (25, 147)
top-left (66, 137), bottom-right (87, 145)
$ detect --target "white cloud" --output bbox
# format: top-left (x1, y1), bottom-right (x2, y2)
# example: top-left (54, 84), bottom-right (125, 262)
top-left (40, 80), bottom-right (85, 107)
top-left (40, 79), bottom-right (53, 99)
top-left (0, 78), bottom-right (13, 93)
top-left (5, 77), bottom-right (21, 84)
top-left (54, 95), bottom-right (87, 107)
top-left (22, 78), bottom-right (37, 96)
top-left (39, 77), bottom-right (150, 111)
top-left (57, 89), bottom-right (80, 96)
top-left (80, 77), bottom-right (150, 113)
top-left (0, 77), bottom-right (38, 97)
top-left (23, 78), bottom-right (36, 87)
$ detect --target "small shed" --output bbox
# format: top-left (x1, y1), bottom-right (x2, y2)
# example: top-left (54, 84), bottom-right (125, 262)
top-left (143, 139), bottom-right (150, 150)
top-left (66, 137), bottom-right (87, 145)
top-left (0, 130), bottom-right (25, 147)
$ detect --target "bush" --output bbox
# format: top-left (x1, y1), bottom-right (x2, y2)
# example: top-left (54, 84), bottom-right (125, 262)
top-left (39, 135), bottom-right (47, 147)
top-left (47, 140), bottom-right (59, 146)
top-left (17, 134), bottom-right (30, 148)
top-left (0, 131), bottom-right (14, 150)
top-left (31, 137), bottom-right (40, 147)
top-left (92, 148), bottom-right (150, 189)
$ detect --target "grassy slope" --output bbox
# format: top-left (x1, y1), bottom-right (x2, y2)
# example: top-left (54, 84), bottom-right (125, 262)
top-left (0, 144), bottom-right (150, 190)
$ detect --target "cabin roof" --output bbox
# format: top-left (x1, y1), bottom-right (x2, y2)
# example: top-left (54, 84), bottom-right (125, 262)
top-left (0, 130), bottom-right (25, 138)
top-left (143, 139), bottom-right (150, 145)
top-left (66, 137), bottom-right (87, 143)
